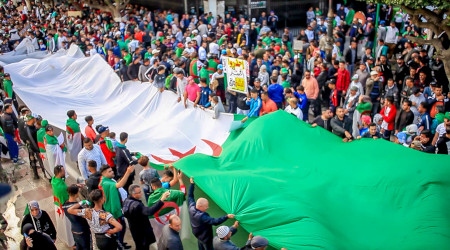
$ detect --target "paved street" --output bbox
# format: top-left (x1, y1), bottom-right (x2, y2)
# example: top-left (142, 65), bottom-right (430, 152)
top-left (0, 125), bottom-right (199, 250)
top-left (0, 128), bottom-right (139, 250)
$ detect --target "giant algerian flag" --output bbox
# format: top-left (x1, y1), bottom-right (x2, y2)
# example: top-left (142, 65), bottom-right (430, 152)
top-left (7, 45), bottom-right (450, 250)
top-left (4, 45), bottom-right (234, 165)
top-left (176, 111), bottom-right (450, 250)
top-left (0, 39), bottom-right (48, 66)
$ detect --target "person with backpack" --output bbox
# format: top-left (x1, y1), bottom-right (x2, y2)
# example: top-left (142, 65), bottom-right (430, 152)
top-left (123, 184), bottom-right (169, 250)
top-left (137, 156), bottom-right (160, 202)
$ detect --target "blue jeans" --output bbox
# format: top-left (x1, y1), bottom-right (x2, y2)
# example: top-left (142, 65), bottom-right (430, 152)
top-left (4, 133), bottom-right (18, 161)
top-left (73, 231), bottom-right (91, 250)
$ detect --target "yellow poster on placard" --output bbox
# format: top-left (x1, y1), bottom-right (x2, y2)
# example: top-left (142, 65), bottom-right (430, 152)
top-left (222, 57), bottom-right (248, 94)
top-left (68, 11), bottom-right (82, 17)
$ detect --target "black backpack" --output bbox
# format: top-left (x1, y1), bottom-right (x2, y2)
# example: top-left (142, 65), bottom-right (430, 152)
top-left (122, 198), bottom-right (140, 219)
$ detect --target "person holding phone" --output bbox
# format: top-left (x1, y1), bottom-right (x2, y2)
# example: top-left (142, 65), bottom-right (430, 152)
top-left (22, 223), bottom-right (57, 250)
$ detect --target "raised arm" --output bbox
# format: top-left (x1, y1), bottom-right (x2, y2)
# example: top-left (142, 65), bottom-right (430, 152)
top-left (116, 165), bottom-right (135, 188)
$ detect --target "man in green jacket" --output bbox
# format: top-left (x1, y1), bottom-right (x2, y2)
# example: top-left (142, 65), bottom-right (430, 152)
top-left (99, 164), bottom-right (135, 249)
top-left (148, 172), bottom-right (186, 240)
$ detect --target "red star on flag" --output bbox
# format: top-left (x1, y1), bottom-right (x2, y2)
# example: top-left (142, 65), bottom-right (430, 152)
top-left (56, 207), bottom-right (63, 217)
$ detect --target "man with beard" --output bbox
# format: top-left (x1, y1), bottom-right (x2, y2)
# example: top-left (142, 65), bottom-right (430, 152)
top-left (331, 106), bottom-right (353, 142)
top-left (311, 108), bottom-right (334, 131)
top-left (377, 55), bottom-right (393, 81)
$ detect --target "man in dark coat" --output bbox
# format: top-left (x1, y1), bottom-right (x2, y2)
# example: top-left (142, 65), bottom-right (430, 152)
top-left (188, 178), bottom-right (234, 250)
top-left (123, 184), bottom-right (169, 250)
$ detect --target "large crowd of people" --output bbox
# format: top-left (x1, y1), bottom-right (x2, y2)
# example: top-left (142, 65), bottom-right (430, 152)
top-left (0, 0), bottom-right (449, 249)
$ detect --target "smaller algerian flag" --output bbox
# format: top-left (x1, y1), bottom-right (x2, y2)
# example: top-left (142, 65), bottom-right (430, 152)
top-left (23, 204), bottom-right (30, 216)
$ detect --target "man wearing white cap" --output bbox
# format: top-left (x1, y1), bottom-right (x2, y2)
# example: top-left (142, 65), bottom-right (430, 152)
top-left (192, 29), bottom-right (202, 46)
top-left (346, 74), bottom-right (364, 98)
top-left (213, 222), bottom-right (247, 250)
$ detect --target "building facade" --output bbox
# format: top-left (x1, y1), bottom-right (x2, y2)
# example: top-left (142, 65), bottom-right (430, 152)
top-left (131, 0), bottom-right (329, 27)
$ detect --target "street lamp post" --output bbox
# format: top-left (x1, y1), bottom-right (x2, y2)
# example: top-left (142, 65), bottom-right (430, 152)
top-left (324, 0), bottom-right (334, 63)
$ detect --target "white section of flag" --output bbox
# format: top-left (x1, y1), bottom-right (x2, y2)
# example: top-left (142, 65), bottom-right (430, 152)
top-left (4, 45), bottom-right (233, 167)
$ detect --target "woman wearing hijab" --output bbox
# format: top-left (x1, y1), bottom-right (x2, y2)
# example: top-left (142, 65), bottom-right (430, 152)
top-left (22, 223), bottom-right (57, 250)
top-left (21, 201), bottom-right (57, 241)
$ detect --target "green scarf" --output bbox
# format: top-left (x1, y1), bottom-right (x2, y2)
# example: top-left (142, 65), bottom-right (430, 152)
top-left (37, 128), bottom-right (46, 152)
top-left (100, 177), bottom-right (123, 218)
top-left (66, 118), bottom-right (81, 135)
top-left (147, 187), bottom-right (185, 218)
top-left (356, 102), bottom-right (372, 113)
top-left (101, 137), bottom-right (114, 152)
top-left (44, 133), bottom-right (58, 145)
top-left (3, 79), bottom-right (12, 98)
top-left (165, 74), bottom-right (173, 89)
top-left (51, 177), bottom-right (68, 207)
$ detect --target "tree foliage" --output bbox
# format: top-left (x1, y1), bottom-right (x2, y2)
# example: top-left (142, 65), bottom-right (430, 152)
top-left (365, 0), bottom-right (450, 78)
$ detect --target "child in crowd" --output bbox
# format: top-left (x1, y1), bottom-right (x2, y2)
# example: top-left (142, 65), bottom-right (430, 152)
top-left (199, 78), bottom-right (213, 107)
top-left (359, 115), bottom-right (372, 136)
top-left (294, 85), bottom-right (308, 121)
top-left (109, 132), bottom-right (118, 150)
top-left (137, 155), bottom-right (160, 201)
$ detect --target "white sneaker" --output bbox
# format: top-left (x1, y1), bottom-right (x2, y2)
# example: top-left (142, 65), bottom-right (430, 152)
top-left (14, 160), bottom-right (25, 165)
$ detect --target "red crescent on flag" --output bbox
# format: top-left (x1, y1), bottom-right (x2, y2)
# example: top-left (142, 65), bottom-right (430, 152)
top-left (150, 139), bottom-right (222, 163)
top-left (201, 139), bottom-right (222, 156)
top-left (154, 201), bottom-right (180, 225)
top-left (169, 146), bottom-right (196, 158)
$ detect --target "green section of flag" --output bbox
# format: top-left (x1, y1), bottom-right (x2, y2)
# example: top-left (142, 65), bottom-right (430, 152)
top-left (23, 205), bottom-right (30, 216)
top-left (176, 110), bottom-right (450, 249)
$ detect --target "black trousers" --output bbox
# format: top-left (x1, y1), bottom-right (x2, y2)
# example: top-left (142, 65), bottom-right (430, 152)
top-left (95, 233), bottom-right (117, 250)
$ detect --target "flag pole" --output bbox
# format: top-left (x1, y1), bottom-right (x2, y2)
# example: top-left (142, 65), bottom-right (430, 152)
top-left (28, 203), bottom-right (37, 231)
top-left (372, 3), bottom-right (381, 57)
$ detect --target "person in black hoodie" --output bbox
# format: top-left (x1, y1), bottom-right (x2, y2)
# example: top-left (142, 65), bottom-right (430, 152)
top-left (127, 56), bottom-right (141, 81)
top-left (86, 160), bottom-right (101, 193)
top-left (22, 223), bottom-right (56, 250)
top-left (23, 113), bottom-right (44, 179)
top-left (21, 201), bottom-right (56, 250)
top-left (115, 132), bottom-right (136, 193)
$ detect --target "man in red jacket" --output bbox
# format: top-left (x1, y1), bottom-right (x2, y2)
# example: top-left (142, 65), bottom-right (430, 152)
top-left (380, 96), bottom-right (397, 140)
top-left (97, 125), bottom-right (117, 176)
top-left (336, 61), bottom-right (350, 106)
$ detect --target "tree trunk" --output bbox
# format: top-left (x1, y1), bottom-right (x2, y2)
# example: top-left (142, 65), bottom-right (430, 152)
top-left (112, 7), bottom-right (121, 22)
top-left (25, 0), bottom-right (31, 11)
